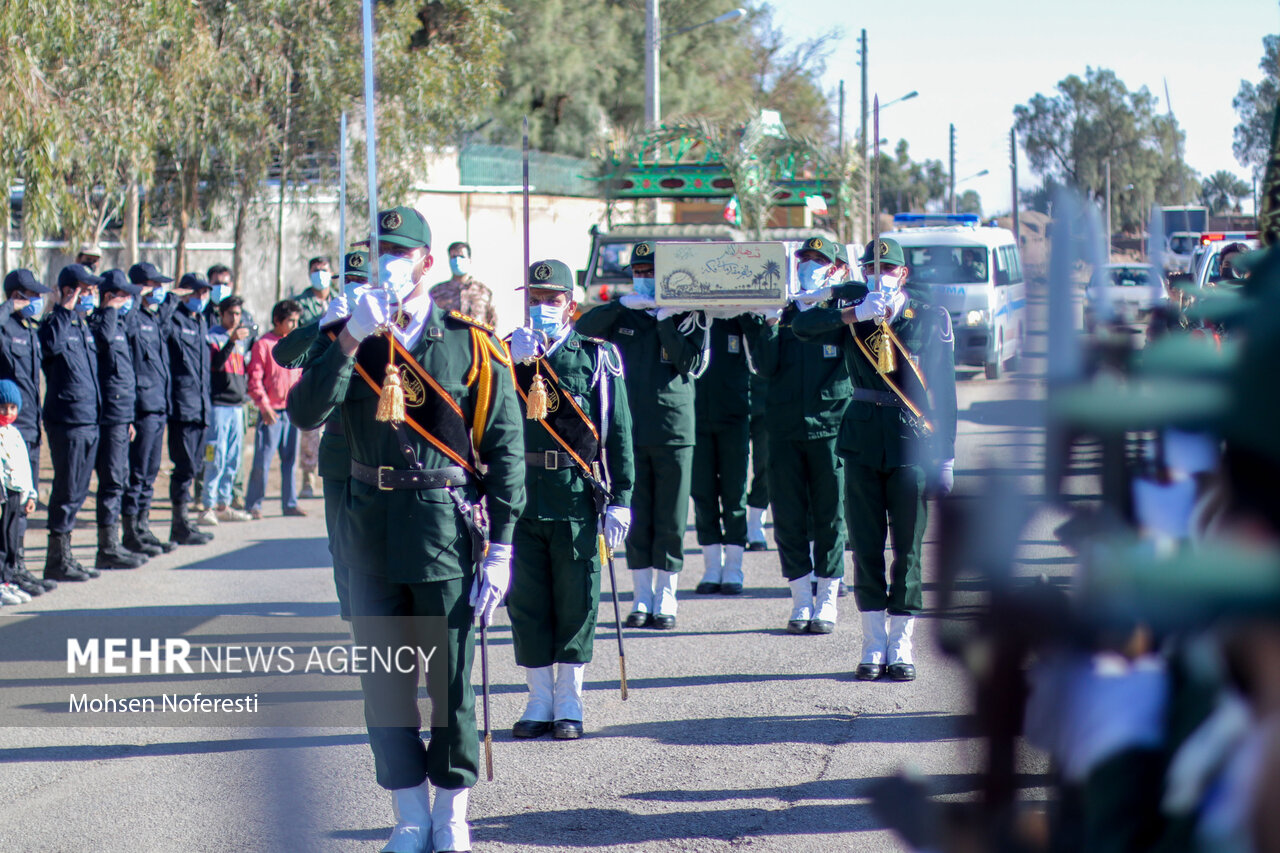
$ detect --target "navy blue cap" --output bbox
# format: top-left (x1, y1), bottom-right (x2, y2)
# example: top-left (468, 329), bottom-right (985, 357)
top-left (128, 262), bottom-right (174, 285)
top-left (99, 269), bottom-right (143, 297)
top-left (3, 268), bottom-right (51, 296)
top-left (178, 272), bottom-right (211, 293)
top-left (0, 379), bottom-right (21, 411)
top-left (57, 263), bottom-right (104, 290)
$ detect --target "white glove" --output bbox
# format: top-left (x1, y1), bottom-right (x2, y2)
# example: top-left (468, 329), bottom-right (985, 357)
top-left (469, 542), bottom-right (512, 627)
top-left (854, 291), bottom-right (890, 323)
top-left (318, 294), bottom-right (350, 329)
top-left (604, 505), bottom-right (631, 553)
top-left (509, 326), bottom-right (546, 363)
top-left (345, 289), bottom-right (392, 341)
top-left (654, 306), bottom-right (683, 322)
top-left (886, 288), bottom-right (909, 322)
top-left (794, 286), bottom-right (832, 305)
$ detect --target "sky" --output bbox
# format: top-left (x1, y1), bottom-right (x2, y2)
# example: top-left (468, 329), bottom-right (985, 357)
top-left (765, 0), bottom-right (1279, 216)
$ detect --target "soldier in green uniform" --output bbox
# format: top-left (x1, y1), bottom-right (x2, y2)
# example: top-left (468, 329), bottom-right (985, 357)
top-left (274, 250), bottom-right (369, 621)
top-left (692, 315), bottom-right (762, 594)
top-left (505, 259), bottom-right (634, 740)
top-left (746, 237), bottom-right (852, 634)
top-left (287, 206), bottom-right (525, 853)
top-left (575, 241), bottom-right (706, 630)
top-left (745, 371), bottom-right (771, 550)
top-left (793, 237), bottom-right (957, 682)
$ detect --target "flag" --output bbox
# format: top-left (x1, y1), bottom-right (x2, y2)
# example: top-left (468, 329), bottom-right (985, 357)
top-left (723, 195), bottom-right (740, 225)
top-left (805, 193), bottom-right (829, 216)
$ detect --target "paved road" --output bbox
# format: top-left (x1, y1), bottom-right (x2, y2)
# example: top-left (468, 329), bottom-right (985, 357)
top-left (0, 284), bottom-right (1084, 851)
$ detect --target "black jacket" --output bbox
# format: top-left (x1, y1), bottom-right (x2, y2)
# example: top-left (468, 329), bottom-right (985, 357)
top-left (39, 305), bottom-right (101, 427)
top-left (167, 300), bottom-right (212, 425)
top-left (128, 299), bottom-right (173, 417)
top-left (89, 306), bottom-right (137, 426)
top-left (0, 301), bottom-right (43, 444)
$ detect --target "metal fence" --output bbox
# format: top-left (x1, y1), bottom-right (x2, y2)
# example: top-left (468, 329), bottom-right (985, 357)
top-left (458, 145), bottom-right (598, 198)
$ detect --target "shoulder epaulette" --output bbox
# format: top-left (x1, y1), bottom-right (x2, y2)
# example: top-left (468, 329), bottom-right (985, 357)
top-left (578, 335), bottom-right (608, 346)
top-left (446, 309), bottom-right (495, 333)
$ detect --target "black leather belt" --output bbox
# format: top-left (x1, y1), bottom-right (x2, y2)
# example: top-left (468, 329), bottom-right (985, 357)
top-left (850, 388), bottom-right (904, 407)
top-left (350, 460), bottom-right (468, 491)
top-left (526, 451), bottom-right (575, 470)
top-left (324, 417), bottom-right (344, 437)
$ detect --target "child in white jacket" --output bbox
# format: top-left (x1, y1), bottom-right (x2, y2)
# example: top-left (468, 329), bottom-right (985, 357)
top-left (0, 379), bottom-right (37, 604)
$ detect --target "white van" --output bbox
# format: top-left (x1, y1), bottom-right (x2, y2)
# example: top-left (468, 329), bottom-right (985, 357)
top-left (884, 214), bottom-right (1027, 379)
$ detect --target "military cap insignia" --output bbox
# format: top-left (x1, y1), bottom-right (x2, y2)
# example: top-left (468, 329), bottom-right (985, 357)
top-left (810, 238), bottom-right (824, 250)
top-left (349, 252), bottom-right (365, 267)
top-left (533, 263), bottom-right (553, 281)
top-left (904, 308), bottom-right (915, 319)
top-left (392, 311), bottom-right (411, 331)
top-left (634, 243), bottom-right (652, 257)
top-left (879, 241), bottom-right (890, 256)
top-left (381, 211), bottom-right (403, 231)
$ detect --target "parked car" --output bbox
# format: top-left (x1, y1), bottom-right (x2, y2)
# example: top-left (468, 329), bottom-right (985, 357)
top-left (1084, 263), bottom-right (1163, 331)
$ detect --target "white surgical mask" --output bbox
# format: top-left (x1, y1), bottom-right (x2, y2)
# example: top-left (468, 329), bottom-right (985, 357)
top-left (631, 276), bottom-right (655, 299)
top-left (866, 272), bottom-right (902, 292)
top-left (529, 303), bottom-right (566, 337)
top-left (310, 270), bottom-right (328, 292)
top-left (449, 256), bottom-right (471, 277)
top-left (210, 283), bottom-right (231, 305)
top-left (378, 254), bottom-right (417, 301)
top-left (796, 260), bottom-right (829, 292)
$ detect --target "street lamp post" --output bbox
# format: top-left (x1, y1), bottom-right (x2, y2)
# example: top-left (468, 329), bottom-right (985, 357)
top-left (644, 2), bottom-right (745, 128)
top-left (952, 169), bottom-right (988, 214)
top-left (863, 90), bottom-right (918, 239)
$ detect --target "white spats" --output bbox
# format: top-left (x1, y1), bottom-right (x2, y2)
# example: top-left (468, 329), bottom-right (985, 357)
top-left (381, 781), bottom-right (432, 853)
top-left (813, 577), bottom-right (840, 624)
top-left (554, 662), bottom-right (586, 722)
top-left (789, 575), bottom-right (814, 622)
top-left (630, 567), bottom-right (655, 615)
top-left (520, 665), bottom-right (554, 723)
top-left (722, 545), bottom-right (745, 588)
top-left (431, 786), bottom-right (471, 853)
top-left (887, 614), bottom-right (916, 665)
top-left (655, 570), bottom-right (680, 616)
top-left (699, 544), bottom-right (724, 586)
top-left (860, 610), bottom-right (889, 665)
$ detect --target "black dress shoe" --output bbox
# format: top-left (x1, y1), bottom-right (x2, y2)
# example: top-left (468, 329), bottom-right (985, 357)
top-left (719, 583), bottom-right (743, 595)
top-left (887, 663), bottom-right (917, 682)
top-left (651, 614), bottom-right (676, 630)
top-left (552, 719), bottom-right (583, 740)
top-left (695, 582), bottom-right (721, 594)
top-left (624, 612), bottom-right (652, 628)
top-left (512, 719), bottom-right (552, 738)
top-left (786, 619), bottom-right (811, 634)
top-left (855, 663), bottom-right (886, 681)
top-left (807, 619), bottom-right (835, 635)
top-left (746, 540), bottom-right (767, 552)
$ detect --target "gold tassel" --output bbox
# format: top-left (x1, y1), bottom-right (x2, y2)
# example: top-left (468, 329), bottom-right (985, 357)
top-left (876, 326), bottom-right (896, 374)
top-left (376, 364), bottom-right (406, 424)
top-left (526, 370), bottom-right (549, 421)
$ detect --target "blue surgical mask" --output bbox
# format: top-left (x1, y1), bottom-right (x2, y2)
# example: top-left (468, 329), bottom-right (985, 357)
top-left (185, 295), bottom-right (208, 314)
top-left (631, 276), bottom-right (655, 299)
top-left (449, 256), bottom-right (470, 277)
top-left (20, 298), bottom-right (43, 319)
top-left (529, 303), bottom-right (566, 337)
top-left (796, 260), bottom-right (829, 292)
top-left (119, 297), bottom-right (134, 316)
top-left (78, 294), bottom-right (96, 313)
top-left (146, 287), bottom-right (166, 306)
top-left (309, 270), bottom-right (328, 292)
top-left (378, 254), bottom-right (417, 301)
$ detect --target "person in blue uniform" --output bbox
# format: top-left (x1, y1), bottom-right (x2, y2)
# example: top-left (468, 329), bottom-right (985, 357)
top-left (121, 262), bottom-right (177, 556)
top-left (89, 270), bottom-right (148, 569)
top-left (40, 263), bottom-right (104, 582)
top-left (165, 272), bottom-right (214, 547)
top-left (0, 269), bottom-right (54, 592)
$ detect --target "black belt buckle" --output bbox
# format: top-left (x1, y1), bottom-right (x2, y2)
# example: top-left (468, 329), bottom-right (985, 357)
top-left (376, 465), bottom-right (394, 491)
top-left (544, 450), bottom-right (559, 470)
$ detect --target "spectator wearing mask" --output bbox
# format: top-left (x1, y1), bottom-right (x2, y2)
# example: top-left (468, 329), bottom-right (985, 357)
top-left (293, 256), bottom-right (331, 499)
top-left (429, 241), bottom-right (498, 327)
top-left (0, 379), bottom-right (40, 602)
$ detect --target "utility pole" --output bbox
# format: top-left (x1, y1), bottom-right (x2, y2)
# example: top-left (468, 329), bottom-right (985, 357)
top-left (1105, 160), bottom-right (1112, 261)
top-left (837, 80), bottom-right (845, 155)
top-left (1010, 127), bottom-right (1020, 244)
top-left (949, 123), bottom-right (956, 214)
top-left (860, 29), bottom-right (869, 242)
top-left (644, 0), bottom-right (660, 128)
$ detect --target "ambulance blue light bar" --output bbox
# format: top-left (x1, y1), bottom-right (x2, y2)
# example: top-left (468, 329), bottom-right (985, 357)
top-left (892, 213), bottom-right (981, 227)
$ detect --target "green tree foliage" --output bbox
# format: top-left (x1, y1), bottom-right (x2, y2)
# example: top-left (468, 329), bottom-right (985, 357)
top-left (482, 1), bottom-right (835, 156)
top-left (1013, 67), bottom-right (1196, 234)
top-left (874, 140), bottom-right (947, 215)
top-left (1233, 34), bottom-right (1279, 177)
top-left (1200, 170), bottom-right (1251, 214)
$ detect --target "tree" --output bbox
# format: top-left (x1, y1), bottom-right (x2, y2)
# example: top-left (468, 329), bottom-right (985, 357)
top-left (873, 140), bottom-right (947, 215)
top-left (1200, 170), bottom-right (1251, 214)
top-left (1013, 67), bottom-right (1196, 233)
top-left (1233, 34), bottom-right (1280, 177)
top-left (957, 189), bottom-right (982, 218)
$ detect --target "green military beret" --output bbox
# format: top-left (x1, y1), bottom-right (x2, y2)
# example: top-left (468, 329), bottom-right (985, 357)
top-left (797, 236), bottom-right (847, 265)
top-left (343, 250), bottom-right (371, 280)
top-left (360, 205), bottom-right (431, 250)
top-left (627, 241), bottom-right (657, 269)
top-left (522, 258), bottom-right (574, 292)
top-left (858, 237), bottom-right (907, 268)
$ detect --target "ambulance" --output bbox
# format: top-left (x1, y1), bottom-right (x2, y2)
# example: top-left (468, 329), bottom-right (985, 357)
top-left (883, 213), bottom-right (1027, 379)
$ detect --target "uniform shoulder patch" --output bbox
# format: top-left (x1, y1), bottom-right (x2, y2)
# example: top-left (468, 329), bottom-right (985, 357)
top-left (446, 309), bottom-right (494, 332)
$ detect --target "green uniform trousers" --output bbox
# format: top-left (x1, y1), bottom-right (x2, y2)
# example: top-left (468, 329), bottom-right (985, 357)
top-left (349, 572), bottom-right (478, 791)
top-left (767, 437), bottom-right (845, 581)
top-left (691, 419), bottom-right (750, 547)
top-left (842, 459), bottom-right (926, 615)
top-left (509, 518), bottom-right (602, 668)
top-left (747, 411), bottom-right (770, 510)
top-left (627, 444), bottom-right (694, 573)
top-left (321, 425), bottom-right (351, 621)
